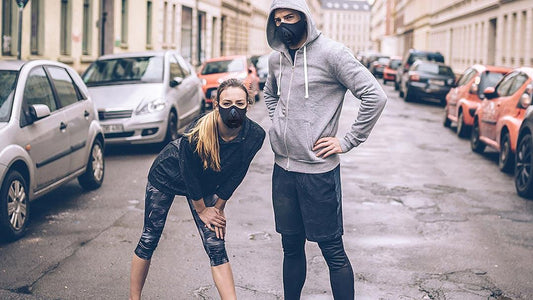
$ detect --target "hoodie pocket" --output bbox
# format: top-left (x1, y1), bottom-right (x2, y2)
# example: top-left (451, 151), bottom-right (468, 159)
top-left (269, 115), bottom-right (321, 163)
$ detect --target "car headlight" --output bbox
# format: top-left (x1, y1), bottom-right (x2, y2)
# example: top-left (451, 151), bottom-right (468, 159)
top-left (136, 98), bottom-right (166, 114)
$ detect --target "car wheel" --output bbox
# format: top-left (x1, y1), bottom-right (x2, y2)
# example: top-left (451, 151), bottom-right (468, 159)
top-left (255, 92), bottom-right (260, 102)
top-left (165, 110), bottom-right (179, 143)
top-left (456, 110), bottom-right (469, 138)
top-left (383, 79), bottom-right (388, 85)
top-left (0, 170), bottom-right (29, 241)
top-left (515, 133), bottom-right (533, 198)
top-left (404, 87), bottom-right (413, 102)
top-left (443, 106), bottom-right (451, 128)
top-left (470, 120), bottom-right (486, 153)
top-left (499, 130), bottom-right (514, 173)
top-left (78, 139), bottom-right (105, 190)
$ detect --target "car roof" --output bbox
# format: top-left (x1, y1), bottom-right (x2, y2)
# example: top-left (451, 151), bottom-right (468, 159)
top-left (97, 50), bottom-right (171, 60)
top-left (0, 60), bottom-right (26, 71)
top-left (204, 55), bottom-right (247, 63)
top-left (413, 60), bottom-right (449, 67)
top-left (471, 64), bottom-right (512, 74)
top-left (517, 67), bottom-right (533, 79)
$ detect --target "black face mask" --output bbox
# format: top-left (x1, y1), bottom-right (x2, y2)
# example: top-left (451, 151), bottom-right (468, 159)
top-left (218, 105), bottom-right (246, 129)
top-left (276, 19), bottom-right (307, 47)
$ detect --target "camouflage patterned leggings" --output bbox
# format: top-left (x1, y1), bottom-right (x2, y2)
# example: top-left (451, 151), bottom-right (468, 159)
top-left (134, 182), bottom-right (229, 266)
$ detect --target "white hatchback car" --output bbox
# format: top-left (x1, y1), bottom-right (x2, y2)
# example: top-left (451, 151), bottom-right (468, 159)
top-left (82, 51), bottom-right (205, 145)
top-left (0, 60), bottom-right (105, 241)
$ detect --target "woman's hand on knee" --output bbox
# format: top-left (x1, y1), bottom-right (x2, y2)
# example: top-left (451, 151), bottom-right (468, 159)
top-left (198, 207), bottom-right (226, 230)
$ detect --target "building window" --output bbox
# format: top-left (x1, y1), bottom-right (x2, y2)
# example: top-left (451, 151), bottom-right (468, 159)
top-left (181, 6), bottom-right (193, 62)
top-left (60, 0), bottom-right (72, 55)
top-left (82, 0), bottom-right (92, 55)
top-left (163, 1), bottom-right (168, 45)
top-left (2, 0), bottom-right (15, 55)
top-left (171, 4), bottom-right (176, 46)
top-left (121, 0), bottom-right (128, 44)
top-left (146, 1), bottom-right (152, 46)
top-left (198, 11), bottom-right (206, 64)
top-left (31, 0), bottom-right (44, 55)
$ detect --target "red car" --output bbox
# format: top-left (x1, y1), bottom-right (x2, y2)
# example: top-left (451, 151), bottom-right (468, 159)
top-left (444, 65), bottom-right (511, 137)
top-left (382, 56), bottom-right (402, 85)
top-left (471, 67), bottom-right (533, 172)
top-left (197, 55), bottom-right (260, 107)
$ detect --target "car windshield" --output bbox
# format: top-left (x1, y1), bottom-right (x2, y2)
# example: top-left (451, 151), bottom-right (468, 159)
top-left (83, 56), bottom-right (164, 86)
top-left (479, 71), bottom-right (505, 92)
top-left (0, 70), bottom-right (18, 122)
top-left (390, 60), bottom-right (401, 69)
top-left (256, 55), bottom-right (269, 70)
top-left (377, 57), bottom-right (390, 65)
top-left (201, 59), bottom-right (245, 75)
top-left (417, 63), bottom-right (454, 76)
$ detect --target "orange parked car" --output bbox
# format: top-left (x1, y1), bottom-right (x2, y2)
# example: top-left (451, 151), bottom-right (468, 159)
top-left (470, 67), bottom-right (533, 172)
top-left (382, 56), bottom-right (402, 85)
top-left (443, 65), bottom-right (511, 137)
top-left (197, 55), bottom-right (260, 107)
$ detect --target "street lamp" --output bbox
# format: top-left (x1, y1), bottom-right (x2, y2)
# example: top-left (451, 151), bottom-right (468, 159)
top-left (15, 0), bottom-right (29, 60)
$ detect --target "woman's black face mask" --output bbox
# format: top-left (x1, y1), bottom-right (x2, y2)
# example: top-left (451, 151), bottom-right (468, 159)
top-left (219, 105), bottom-right (246, 128)
top-left (276, 19), bottom-right (306, 47)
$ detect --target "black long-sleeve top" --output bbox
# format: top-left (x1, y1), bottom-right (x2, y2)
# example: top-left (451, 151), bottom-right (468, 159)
top-left (147, 117), bottom-right (265, 200)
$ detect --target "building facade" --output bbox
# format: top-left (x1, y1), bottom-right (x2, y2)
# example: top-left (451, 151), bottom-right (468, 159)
top-left (376, 0), bottom-right (533, 72)
top-left (371, 0), bottom-right (397, 55)
top-left (0, 0), bottom-right (275, 72)
top-left (428, 0), bottom-right (533, 72)
top-left (321, 0), bottom-right (372, 55)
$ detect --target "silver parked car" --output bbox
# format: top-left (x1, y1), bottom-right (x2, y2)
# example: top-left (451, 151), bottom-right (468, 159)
top-left (82, 51), bottom-right (205, 145)
top-left (0, 60), bottom-right (105, 241)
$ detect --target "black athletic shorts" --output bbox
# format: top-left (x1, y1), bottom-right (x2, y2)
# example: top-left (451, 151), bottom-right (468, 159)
top-left (272, 163), bottom-right (343, 242)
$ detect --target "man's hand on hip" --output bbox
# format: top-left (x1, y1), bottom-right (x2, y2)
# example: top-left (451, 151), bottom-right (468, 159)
top-left (313, 137), bottom-right (343, 158)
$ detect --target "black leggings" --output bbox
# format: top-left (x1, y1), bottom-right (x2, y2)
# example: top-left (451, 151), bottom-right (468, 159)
top-left (134, 182), bottom-right (229, 266)
top-left (282, 233), bottom-right (354, 300)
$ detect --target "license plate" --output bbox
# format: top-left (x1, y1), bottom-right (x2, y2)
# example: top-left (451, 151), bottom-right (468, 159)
top-left (102, 124), bottom-right (124, 133)
top-left (429, 79), bottom-right (445, 86)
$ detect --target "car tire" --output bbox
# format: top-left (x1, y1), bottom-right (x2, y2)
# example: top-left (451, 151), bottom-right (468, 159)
top-left (383, 79), bottom-right (388, 85)
top-left (470, 120), bottom-right (486, 154)
top-left (499, 130), bottom-right (514, 173)
top-left (255, 93), bottom-right (260, 102)
top-left (456, 110), bottom-right (469, 138)
top-left (515, 133), bottom-right (533, 198)
top-left (404, 87), bottom-right (413, 102)
top-left (165, 110), bottom-right (179, 143)
top-left (443, 107), bottom-right (451, 128)
top-left (78, 139), bottom-right (105, 190)
top-left (0, 170), bottom-right (29, 241)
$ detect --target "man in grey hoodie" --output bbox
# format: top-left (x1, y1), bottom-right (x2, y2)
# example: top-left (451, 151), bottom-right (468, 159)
top-left (264, 0), bottom-right (387, 299)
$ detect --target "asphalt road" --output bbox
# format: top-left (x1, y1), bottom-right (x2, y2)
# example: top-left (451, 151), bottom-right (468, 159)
top-left (1, 82), bottom-right (533, 300)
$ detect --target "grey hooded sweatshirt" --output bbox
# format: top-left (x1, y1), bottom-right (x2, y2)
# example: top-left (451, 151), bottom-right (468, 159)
top-left (264, 0), bottom-right (387, 174)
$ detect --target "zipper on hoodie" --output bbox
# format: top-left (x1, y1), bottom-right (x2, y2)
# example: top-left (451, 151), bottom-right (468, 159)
top-left (283, 51), bottom-right (298, 170)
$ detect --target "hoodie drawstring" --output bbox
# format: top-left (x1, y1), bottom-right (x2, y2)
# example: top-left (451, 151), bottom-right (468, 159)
top-left (277, 46), bottom-right (309, 99)
top-left (277, 55), bottom-right (282, 96)
top-left (304, 45), bottom-right (309, 99)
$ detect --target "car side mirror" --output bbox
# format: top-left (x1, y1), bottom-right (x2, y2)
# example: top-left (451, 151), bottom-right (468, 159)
top-left (483, 87), bottom-right (498, 100)
top-left (27, 104), bottom-right (51, 124)
top-left (169, 77), bottom-right (184, 88)
top-left (519, 93), bottom-right (532, 108)
top-left (469, 83), bottom-right (478, 94)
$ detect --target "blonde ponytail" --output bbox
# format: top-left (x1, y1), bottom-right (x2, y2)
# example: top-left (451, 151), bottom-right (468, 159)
top-left (185, 110), bottom-right (221, 171)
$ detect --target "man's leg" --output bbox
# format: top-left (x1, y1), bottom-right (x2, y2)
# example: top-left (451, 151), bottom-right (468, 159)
top-left (318, 237), bottom-right (354, 300)
top-left (282, 233), bottom-right (307, 299)
top-left (272, 164), bottom-right (307, 299)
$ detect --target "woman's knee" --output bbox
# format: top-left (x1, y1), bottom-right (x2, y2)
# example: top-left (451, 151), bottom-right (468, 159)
top-left (318, 237), bottom-right (350, 271)
top-left (204, 235), bottom-right (229, 266)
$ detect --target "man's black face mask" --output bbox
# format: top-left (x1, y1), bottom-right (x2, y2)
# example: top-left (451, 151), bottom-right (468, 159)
top-left (219, 105), bottom-right (246, 129)
top-left (276, 19), bottom-right (306, 48)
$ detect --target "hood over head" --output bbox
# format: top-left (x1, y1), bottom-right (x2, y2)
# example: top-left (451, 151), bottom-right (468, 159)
top-left (267, 0), bottom-right (320, 53)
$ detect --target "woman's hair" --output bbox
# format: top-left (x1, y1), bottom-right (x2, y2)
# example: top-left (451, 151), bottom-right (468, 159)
top-left (185, 78), bottom-right (252, 171)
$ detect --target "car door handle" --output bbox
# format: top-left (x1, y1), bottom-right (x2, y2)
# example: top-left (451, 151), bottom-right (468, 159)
top-left (84, 110), bottom-right (90, 118)
top-left (60, 122), bottom-right (67, 131)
